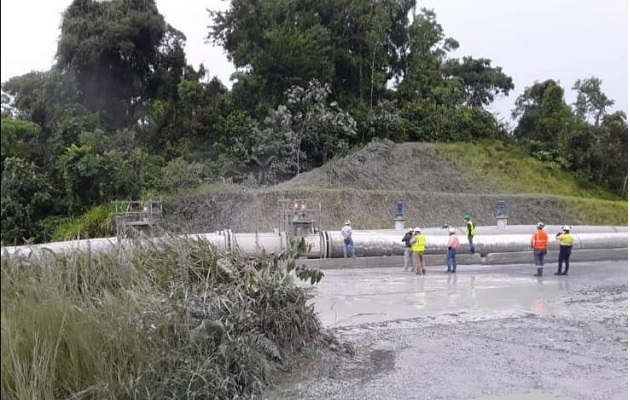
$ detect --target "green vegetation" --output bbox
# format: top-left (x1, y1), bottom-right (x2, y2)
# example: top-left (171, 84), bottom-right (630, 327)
top-left (1, 239), bottom-right (323, 399)
top-left (561, 197), bottom-right (628, 225)
top-left (50, 203), bottom-right (118, 241)
top-left (437, 141), bottom-right (620, 199)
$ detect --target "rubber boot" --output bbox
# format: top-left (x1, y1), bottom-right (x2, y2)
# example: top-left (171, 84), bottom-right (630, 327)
top-left (534, 267), bottom-right (543, 277)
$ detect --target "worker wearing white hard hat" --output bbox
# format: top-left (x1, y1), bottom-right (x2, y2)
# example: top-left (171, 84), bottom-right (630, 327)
top-left (410, 227), bottom-right (426, 274)
top-left (341, 220), bottom-right (355, 258)
top-left (531, 221), bottom-right (549, 277)
top-left (555, 225), bottom-right (574, 275)
top-left (445, 227), bottom-right (460, 273)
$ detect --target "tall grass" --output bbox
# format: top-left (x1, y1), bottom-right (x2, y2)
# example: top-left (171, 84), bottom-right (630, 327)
top-left (1, 239), bottom-right (322, 399)
top-left (51, 204), bottom-right (118, 241)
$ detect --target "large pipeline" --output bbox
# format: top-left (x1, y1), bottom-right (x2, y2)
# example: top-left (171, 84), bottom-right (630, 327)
top-left (300, 225), bottom-right (628, 259)
top-left (1, 230), bottom-right (289, 260)
top-left (1, 225), bottom-right (627, 262)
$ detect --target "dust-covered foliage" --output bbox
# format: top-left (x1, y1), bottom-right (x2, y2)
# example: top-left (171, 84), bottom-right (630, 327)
top-left (1, 238), bottom-right (324, 400)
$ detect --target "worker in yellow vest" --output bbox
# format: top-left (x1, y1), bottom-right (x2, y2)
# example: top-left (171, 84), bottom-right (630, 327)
top-left (555, 225), bottom-right (574, 276)
top-left (464, 214), bottom-right (476, 254)
top-left (410, 227), bottom-right (426, 275)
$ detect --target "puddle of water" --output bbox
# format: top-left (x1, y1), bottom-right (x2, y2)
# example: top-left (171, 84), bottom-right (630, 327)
top-left (307, 263), bottom-right (627, 327)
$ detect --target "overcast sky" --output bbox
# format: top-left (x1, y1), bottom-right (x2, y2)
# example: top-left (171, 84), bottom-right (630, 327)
top-left (1, 0), bottom-right (627, 122)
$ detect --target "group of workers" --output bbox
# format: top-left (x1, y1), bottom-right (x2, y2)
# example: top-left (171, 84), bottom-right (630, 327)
top-left (400, 214), bottom-right (475, 275)
top-left (341, 216), bottom-right (574, 277)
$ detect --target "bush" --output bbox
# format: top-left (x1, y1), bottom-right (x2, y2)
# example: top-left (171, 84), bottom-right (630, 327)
top-left (155, 157), bottom-right (211, 194)
top-left (51, 203), bottom-right (117, 241)
top-left (1, 238), bottom-right (322, 399)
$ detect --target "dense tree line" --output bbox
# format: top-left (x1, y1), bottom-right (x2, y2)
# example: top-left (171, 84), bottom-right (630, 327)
top-left (1, 0), bottom-right (627, 245)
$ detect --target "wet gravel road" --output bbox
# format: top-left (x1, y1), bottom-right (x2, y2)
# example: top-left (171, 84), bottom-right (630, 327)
top-left (266, 261), bottom-right (628, 400)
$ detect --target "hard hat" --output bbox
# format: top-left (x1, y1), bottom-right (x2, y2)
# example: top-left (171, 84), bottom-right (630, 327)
top-left (414, 227), bottom-right (421, 232)
top-left (408, 228), bottom-right (414, 232)
top-left (562, 225), bottom-right (571, 231)
top-left (345, 220), bottom-right (351, 225)
top-left (463, 214), bottom-right (471, 220)
top-left (536, 221), bottom-right (544, 228)
top-left (448, 227), bottom-right (456, 234)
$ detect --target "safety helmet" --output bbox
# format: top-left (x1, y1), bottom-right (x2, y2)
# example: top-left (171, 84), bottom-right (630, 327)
top-left (562, 225), bottom-right (571, 232)
top-left (463, 214), bottom-right (471, 220)
top-left (408, 228), bottom-right (414, 232)
top-left (536, 221), bottom-right (544, 228)
top-left (414, 227), bottom-right (421, 232)
top-left (448, 227), bottom-right (456, 234)
top-left (345, 220), bottom-right (351, 225)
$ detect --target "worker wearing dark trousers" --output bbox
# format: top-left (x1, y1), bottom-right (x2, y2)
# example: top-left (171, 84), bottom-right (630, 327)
top-left (555, 226), bottom-right (574, 276)
top-left (464, 214), bottom-right (476, 254)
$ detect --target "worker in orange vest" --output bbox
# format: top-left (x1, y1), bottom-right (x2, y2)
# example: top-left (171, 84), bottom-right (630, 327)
top-left (530, 221), bottom-right (549, 277)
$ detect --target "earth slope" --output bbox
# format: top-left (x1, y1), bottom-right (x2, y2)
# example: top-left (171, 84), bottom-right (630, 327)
top-left (164, 141), bottom-right (627, 234)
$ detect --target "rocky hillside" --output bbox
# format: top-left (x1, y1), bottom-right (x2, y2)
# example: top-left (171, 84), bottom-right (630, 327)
top-left (164, 140), bottom-right (627, 234)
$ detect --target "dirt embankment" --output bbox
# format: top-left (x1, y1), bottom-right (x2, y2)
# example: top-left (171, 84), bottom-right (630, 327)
top-left (164, 141), bottom-right (619, 234)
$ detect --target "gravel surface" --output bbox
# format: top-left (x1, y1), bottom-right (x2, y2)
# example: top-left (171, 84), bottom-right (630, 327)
top-left (264, 263), bottom-right (628, 400)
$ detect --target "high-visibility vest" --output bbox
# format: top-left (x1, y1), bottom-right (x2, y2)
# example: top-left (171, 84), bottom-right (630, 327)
top-left (531, 229), bottom-right (548, 250)
top-left (557, 233), bottom-right (574, 247)
top-left (466, 220), bottom-right (476, 236)
top-left (411, 233), bottom-right (426, 252)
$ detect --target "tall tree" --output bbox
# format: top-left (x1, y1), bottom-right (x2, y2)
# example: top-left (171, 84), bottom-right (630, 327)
top-left (512, 79), bottom-right (575, 166)
top-left (209, 0), bottom-right (416, 109)
top-left (396, 8), bottom-right (459, 102)
top-left (572, 77), bottom-right (614, 126)
top-left (263, 80), bottom-right (357, 179)
top-left (442, 57), bottom-right (514, 108)
top-left (56, 0), bottom-right (187, 129)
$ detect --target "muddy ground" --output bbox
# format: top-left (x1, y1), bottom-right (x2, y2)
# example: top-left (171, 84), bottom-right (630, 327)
top-left (264, 261), bottom-right (628, 400)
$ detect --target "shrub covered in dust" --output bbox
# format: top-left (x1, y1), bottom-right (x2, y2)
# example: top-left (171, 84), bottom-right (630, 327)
top-left (1, 238), bottom-right (322, 400)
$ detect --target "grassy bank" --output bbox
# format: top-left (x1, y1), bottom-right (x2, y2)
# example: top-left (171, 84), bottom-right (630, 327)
top-left (1, 239), bottom-right (323, 400)
top-left (437, 141), bottom-right (619, 199)
top-left (561, 196), bottom-right (628, 225)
